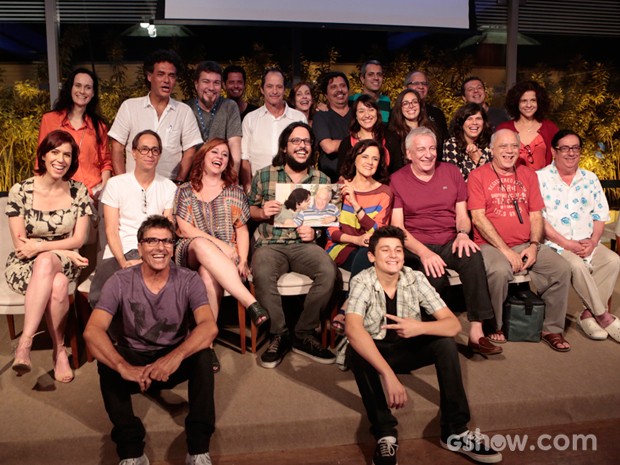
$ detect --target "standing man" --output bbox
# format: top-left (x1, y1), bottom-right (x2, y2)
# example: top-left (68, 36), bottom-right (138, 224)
top-left (223, 65), bottom-right (258, 121)
top-left (109, 49), bottom-right (203, 183)
top-left (249, 121), bottom-right (337, 368)
top-left (468, 129), bottom-right (571, 351)
top-left (538, 129), bottom-right (620, 341)
top-left (85, 215), bottom-right (217, 465)
top-left (350, 60), bottom-right (391, 122)
top-left (241, 68), bottom-right (306, 190)
top-left (345, 225), bottom-right (502, 465)
top-left (405, 70), bottom-right (449, 144)
top-left (89, 130), bottom-right (177, 307)
top-left (313, 71), bottom-right (352, 182)
top-left (390, 127), bottom-right (500, 355)
top-left (461, 76), bottom-right (509, 130)
top-left (188, 60), bottom-right (242, 172)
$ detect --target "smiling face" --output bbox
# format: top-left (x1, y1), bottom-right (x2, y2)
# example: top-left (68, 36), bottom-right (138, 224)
top-left (355, 145), bottom-right (380, 178)
top-left (42, 142), bottom-right (73, 180)
top-left (552, 134), bottom-right (582, 174)
top-left (71, 73), bottom-right (94, 108)
top-left (406, 71), bottom-right (429, 100)
top-left (369, 237), bottom-right (405, 277)
top-left (463, 79), bottom-right (486, 105)
top-left (491, 130), bottom-right (520, 173)
top-left (518, 90), bottom-right (538, 119)
top-left (224, 71), bottom-right (245, 99)
top-left (294, 84), bottom-right (313, 113)
top-left (285, 126), bottom-right (312, 171)
top-left (400, 91), bottom-right (421, 122)
top-left (356, 103), bottom-right (378, 131)
top-left (133, 133), bottom-right (161, 172)
top-left (202, 142), bottom-right (229, 177)
top-left (147, 61), bottom-right (177, 100)
top-left (406, 133), bottom-right (437, 176)
top-left (138, 227), bottom-right (174, 272)
top-left (261, 71), bottom-right (285, 109)
top-left (195, 71), bottom-right (222, 110)
top-left (361, 64), bottom-right (383, 94)
top-left (326, 76), bottom-right (349, 109)
top-left (463, 112), bottom-right (484, 142)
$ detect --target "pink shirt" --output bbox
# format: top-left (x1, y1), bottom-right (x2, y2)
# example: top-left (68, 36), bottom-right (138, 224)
top-left (467, 164), bottom-right (544, 247)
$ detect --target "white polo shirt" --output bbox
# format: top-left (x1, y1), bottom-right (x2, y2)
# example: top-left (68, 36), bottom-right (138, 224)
top-left (241, 104), bottom-right (307, 174)
top-left (100, 171), bottom-right (176, 259)
top-left (108, 94), bottom-right (203, 179)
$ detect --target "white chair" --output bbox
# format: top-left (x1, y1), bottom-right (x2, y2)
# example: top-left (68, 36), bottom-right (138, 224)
top-left (0, 193), bottom-right (80, 367)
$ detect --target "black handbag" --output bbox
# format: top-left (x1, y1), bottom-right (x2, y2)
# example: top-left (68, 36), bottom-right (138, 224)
top-left (502, 286), bottom-right (545, 342)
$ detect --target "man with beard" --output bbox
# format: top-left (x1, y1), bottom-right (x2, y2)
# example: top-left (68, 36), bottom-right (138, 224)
top-left (313, 71), bottom-right (352, 182)
top-left (249, 121), bottom-right (338, 368)
top-left (241, 68), bottom-right (306, 191)
top-left (109, 49), bottom-right (202, 183)
top-left (187, 61), bottom-right (242, 174)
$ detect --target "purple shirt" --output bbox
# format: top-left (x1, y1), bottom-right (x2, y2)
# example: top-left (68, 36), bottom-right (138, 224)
top-left (97, 265), bottom-right (209, 351)
top-left (390, 162), bottom-right (467, 245)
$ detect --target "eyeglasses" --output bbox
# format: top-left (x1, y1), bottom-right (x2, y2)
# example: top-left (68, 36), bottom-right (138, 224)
top-left (288, 138), bottom-right (312, 146)
top-left (142, 189), bottom-right (147, 215)
top-left (406, 81), bottom-right (429, 87)
top-left (401, 100), bottom-right (419, 108)
top-left (139, 237), bottom-right (175, 246)
top-left (555, 145), bottom-right (581, 154)
top-left (524, 145), bottom-right (534, 164)
top-left (137, 146), bottom-right (161, 157)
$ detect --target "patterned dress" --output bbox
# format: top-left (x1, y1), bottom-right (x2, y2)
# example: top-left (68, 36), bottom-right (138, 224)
top-left (173, 183), bottom-right (250, 266)
top-left (4, 177), bottom-right (92, 294)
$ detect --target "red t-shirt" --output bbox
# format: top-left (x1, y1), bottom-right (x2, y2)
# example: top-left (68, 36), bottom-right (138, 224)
top-left (467, 164), bottom-right (544, 247)
top-left (391, 162), bottom-right (467, 245)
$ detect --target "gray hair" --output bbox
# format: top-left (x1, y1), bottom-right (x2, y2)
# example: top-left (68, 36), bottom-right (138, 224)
top-left (405, 126), bottom-right (436, 151)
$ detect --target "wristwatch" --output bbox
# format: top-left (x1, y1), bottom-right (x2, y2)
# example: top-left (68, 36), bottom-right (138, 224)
top-left (529, 241), bottom-right (541, 251)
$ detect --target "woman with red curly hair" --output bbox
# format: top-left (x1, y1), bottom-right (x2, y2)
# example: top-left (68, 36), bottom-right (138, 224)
top-left (174, 138), bottom-right (268, 371)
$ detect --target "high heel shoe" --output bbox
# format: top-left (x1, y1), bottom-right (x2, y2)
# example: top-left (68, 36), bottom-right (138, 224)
top-left (12, 336), bottom-right (33, 376)
top-left (246, 302), bottom-right (270, 327)
top-left (53, 345), bottom-right (74, 383)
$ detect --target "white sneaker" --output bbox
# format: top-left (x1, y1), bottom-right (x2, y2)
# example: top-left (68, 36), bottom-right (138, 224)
top-left (186, 452), bottom-right (212, 465)
top-left (603, 316), bottom-right (620, 343)
top-left (119, 454), bottom-right (149, 465)
top-left (577, 311), bottom-right (607, 340)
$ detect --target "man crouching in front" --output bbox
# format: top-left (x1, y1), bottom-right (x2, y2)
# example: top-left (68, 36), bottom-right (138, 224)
top-left (85, 215), bottom-right (217, 465)
top-left (345, 225), bottom-right (501, 465)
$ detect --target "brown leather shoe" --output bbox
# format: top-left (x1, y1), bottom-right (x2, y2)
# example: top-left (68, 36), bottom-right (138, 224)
top-left (468, 337), bottom-right (503, 355)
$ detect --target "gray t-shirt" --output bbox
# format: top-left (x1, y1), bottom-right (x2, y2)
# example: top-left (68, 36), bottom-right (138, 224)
top-left (187, 96), bottom-right (242, 142)
top-left (97, 265), bottom-right (209, 351)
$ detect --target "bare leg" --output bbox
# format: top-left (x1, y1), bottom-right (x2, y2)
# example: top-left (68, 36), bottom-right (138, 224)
top-left (197, 266), bottom-right (223, 321)
top-left (187, 238), bottom-right (257, 308)
top-left (43, 272), bottom-right (74, 382)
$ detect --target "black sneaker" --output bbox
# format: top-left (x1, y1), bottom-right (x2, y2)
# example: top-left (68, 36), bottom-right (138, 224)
top-left (441, 429), bottom-right (502, 463)
top-left (260, 334), bottom-right (291, 369)
top-left (372, 436), bottom-right (398, 465)
top-left (292, 335), bottom-right (336, 364)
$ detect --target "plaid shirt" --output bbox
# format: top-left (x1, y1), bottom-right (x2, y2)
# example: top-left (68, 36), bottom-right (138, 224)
top-left (347, 266), bottom-right (446, 340)
top-left (249, 164), bottom-right (330, 246)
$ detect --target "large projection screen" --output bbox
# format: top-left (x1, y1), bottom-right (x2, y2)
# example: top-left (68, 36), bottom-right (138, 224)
top-left (164, 0), bottom-right (470, 29)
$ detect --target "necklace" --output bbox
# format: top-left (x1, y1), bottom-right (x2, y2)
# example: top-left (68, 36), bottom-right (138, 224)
top-left (491, 164), bottom-right (524, 224)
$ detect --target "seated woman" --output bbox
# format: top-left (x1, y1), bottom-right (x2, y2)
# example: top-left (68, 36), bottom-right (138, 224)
top-left (174, 138), bottom-right (269, 371)
top-left (337, 94), bottom-right (389, 177)
top-left (443, 102), bottom-right (493, 181)
top-left (386, 88), bottom-right (439, 173)
top-left (497, 80), bottom-right (558, 170)
top-left (8, 129), bottom-right (91, 383)
top-left (325, 139), bottom-right (393, 332)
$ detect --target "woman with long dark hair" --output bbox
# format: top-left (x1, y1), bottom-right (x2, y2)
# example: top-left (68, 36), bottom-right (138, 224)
top-left (8, 130), bottom-right (91, 383)
top-left (39, 68), bottom-right (112, 198)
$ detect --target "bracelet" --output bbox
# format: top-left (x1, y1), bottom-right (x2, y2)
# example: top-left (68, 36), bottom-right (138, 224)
top-left (457, 229), bottom-right (469, 235)
top-left (356, 207), bottom-right (364, 215)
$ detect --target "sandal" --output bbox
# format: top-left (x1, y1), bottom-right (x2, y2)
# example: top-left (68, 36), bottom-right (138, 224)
top-left (541, 333), bottom-right (571, 353)
top-left (246, 302), bottom-right (270, 327)
top-left (331, 310), bottom-right (346, 335)
top-left (53, 345), bottom-right (75, 383)
top-left (12, 336), bottom-right (34, 376)
top-left (487, 329), bottom-right (506, 344)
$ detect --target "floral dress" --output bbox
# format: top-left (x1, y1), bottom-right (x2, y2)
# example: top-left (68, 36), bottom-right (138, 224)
top-left (4, 177), bottom-right (92, 294)
top-left (173, 183), bottom-right (250, 266)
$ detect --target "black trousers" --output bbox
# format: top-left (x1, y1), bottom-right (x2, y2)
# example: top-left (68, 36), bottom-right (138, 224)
top-left (348, 335), bottom-right (470, 441)
top-left (405, 240), bottom-right (494, 322)
top-left (97, 345), bottom-right (215, 460)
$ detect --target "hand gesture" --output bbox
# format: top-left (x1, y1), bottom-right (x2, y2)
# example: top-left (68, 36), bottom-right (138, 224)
top-left (382, 313), bottom-right (425, 338)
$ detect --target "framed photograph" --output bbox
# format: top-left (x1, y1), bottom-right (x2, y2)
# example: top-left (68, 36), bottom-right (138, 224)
top-left (273, 183), bottom-right (342, 227)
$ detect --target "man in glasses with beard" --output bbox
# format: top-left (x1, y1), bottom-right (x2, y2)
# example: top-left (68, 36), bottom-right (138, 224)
top-left (248, 121), bottom-right (338, 369)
